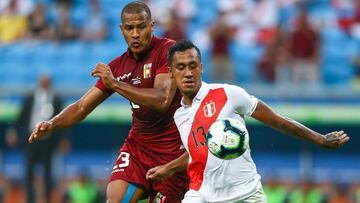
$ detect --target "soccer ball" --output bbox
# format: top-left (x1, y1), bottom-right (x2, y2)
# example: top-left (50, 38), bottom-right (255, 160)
top-left (206, 118), bottom-right (249, 160)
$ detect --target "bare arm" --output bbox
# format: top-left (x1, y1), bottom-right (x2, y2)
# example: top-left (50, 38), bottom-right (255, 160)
top-left (28, 87), bottom-right (109, 143)
top-left (111, 73), bottom-right (177, 112)
top-left (251, 100), bottom-right (349, 149)
top-left (146, 152), bottom-right (189, 182)
top-left (91, 63), bottom-right (177, 113)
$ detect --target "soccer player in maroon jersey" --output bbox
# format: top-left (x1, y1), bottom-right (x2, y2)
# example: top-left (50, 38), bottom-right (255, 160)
top-left (28, 1), bottom-right (188, 202)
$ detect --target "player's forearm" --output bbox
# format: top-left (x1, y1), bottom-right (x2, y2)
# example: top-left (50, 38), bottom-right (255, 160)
top-left (49, 102), bottom-right (88, 130)
top-left (111, 80), bottom-right (173, 112)
top-left (275, 117), bottom-right (325, 146)
top-left (166, 152), bottom-right (189, 173)
top-left (252, 101), bottom-right (325, 146)
top-left (50, 88), bottom-right (108, 130)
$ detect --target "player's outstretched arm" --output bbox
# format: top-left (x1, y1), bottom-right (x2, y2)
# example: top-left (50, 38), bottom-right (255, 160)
top-left (28, 87), bottom-right (109, 143)
top-left (251, 100), bottom-right (350, 149)
top-left (91, 63), bottom-right (177, 113)
top-left (146, 152), bottom-right (189, 182)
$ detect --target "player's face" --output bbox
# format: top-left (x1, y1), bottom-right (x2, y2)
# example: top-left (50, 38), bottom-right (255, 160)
top-left (121, 12), bottom-right (154, 56)
top-left (171, 48), bottom-right (202, 99)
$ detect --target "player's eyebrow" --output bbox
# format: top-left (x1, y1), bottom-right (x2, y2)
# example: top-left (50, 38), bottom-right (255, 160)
top-left (176, 60), bottom-right (197, 67)
top-left (124, 21), bottom-right (148, 27)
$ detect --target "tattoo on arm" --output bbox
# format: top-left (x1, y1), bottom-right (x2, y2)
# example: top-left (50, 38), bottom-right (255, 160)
top-left (277, 117), bottom-right (322, 144)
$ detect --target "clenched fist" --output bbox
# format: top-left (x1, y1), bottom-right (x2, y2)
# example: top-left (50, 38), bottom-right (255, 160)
top-left (28, 121), bottom-right (53, 143)
top-left (91, 62), bottom-right (117, 90)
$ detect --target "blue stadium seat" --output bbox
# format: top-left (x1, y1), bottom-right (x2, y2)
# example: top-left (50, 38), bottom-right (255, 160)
top-left (200, 49), bottom-right (211, 83)
top-left (71, 4), bottom-right (88, 26)
top-left (321, 27), bottom-right (349, 44)
top-left (0, 66), bottom-right (32, 91)
top-left (192, 7), bottom-right (218, 28)
top-left (321, 56), bottom-right (355, 85)
top-left (229, 43), bottom-right (264, 84)
top-left (195, 0), bottom-right (217, 9)
top-left (1, 0), bottom-right (358, 93)
top-left (321, 35), bottom-right (358, 85)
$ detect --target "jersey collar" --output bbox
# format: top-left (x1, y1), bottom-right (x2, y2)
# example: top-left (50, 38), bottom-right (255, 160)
top-left (180, 82), bottom-right (209, 108)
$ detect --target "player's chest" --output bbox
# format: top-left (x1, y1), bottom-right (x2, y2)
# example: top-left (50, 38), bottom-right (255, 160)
top-left (113, 59), bottom-right (156, 87)
top-left (178, 93), bottom-right (230, 149)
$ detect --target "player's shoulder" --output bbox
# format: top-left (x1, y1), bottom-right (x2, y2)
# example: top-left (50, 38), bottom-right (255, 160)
top-left (173, 97), bottom-right (188, 119)
top-left (207, 83), bottom-right (239, 91)
top-left (155, 35), bottom-right (176, 45)
top-left (154, 36), bottom-right (176, 49)
top-left (174, 106), bottom-right (188, 126)
top-left (174, 105), bottom-right (185, 118)
top-left (217, 83), bottom-right (246, 91)
top-left (108, 52), bottom-right (127, 67)
top-left (207, 83), bottom-right (226, 90)
top-left (208, 83), bottom-right (248, 96)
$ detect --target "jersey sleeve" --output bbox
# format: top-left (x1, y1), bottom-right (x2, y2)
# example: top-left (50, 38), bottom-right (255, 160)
top-left (94, 60), bottom-right (117, 95)
top-left (225, 84), bottom-right (258, 116)
top-left (155, 40), bottom-right (175, 75)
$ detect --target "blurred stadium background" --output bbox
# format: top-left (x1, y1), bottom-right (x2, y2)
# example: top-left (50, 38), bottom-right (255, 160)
top-left (1, 0), bottom-right (360, 202)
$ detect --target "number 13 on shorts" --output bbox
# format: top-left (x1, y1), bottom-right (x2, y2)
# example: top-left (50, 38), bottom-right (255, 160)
top-left (112, 152), bottom-right (130, 172)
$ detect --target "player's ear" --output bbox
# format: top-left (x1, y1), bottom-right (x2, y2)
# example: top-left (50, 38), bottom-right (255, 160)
top-left (200, 63), bottom-right (203, 74)
top-left (169, 66), bottom-right (174, 78)
top-left (150, 20), bottom-right (155, 32)
top-left (119, 24), bottom-right (124, 34)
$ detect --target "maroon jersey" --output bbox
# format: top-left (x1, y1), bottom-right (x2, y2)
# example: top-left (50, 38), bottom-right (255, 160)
top-left (95, 36), bottom-right (183, 154)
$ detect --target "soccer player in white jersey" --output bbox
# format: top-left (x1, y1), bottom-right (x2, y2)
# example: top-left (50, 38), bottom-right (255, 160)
top-left (146, 40), bottom-right (350, 203)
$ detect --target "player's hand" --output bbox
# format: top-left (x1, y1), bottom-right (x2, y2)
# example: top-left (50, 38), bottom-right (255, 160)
top-left (91, 62), bottom-right (117, 90)
top-left (322, 131), bottom-right (349, 149)
top-left (28, 121), bottom-right (53, 144)
top-left (146, 165), bottom-right (174, 182)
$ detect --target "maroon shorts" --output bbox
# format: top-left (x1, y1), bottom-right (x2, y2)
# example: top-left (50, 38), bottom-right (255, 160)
top-left (109, 138), bottom-right (189, 202)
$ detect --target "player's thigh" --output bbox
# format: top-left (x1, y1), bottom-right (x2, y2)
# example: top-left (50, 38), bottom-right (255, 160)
top-left (107, 179), bottom-right (129, 202)
top-left (181, 189), bottom-right (206, 203)
top-left (107, 180), bottom-right (148, 203)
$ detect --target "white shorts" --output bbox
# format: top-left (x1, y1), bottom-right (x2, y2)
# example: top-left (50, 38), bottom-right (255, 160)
top-left (181, 189), bottom-right (206, 203)
top-left (181, 187), bottom-right (267, 203)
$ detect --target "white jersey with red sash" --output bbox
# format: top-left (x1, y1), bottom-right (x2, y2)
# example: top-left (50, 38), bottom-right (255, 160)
top-left (174, 82), bottom-right (262, 202)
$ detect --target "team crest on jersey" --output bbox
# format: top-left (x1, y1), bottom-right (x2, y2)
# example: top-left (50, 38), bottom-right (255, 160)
top-left (143, 63), bottom-right (152, 79)
top-left (203, 101), bottom-right (216, 117)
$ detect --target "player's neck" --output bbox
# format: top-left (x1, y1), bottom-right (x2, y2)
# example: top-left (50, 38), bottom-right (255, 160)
top-left (131, 52), bottom-right (143, 61)
top-left (183, 94), bottom-right (197, 107)
top-left (182, 96), bottom-right (192, 107)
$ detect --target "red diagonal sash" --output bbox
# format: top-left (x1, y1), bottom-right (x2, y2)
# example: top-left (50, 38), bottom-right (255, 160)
top-left (187, 88), bottom-right (227, 190)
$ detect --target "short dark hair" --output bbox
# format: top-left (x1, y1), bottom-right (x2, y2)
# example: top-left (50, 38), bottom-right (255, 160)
top-left (168, 40), bottom-right (202, 65)
top-left (121, 1), bottom-right (152, 22)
